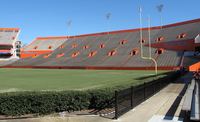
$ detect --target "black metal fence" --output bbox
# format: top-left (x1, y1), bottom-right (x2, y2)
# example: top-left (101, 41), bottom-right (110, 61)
top-left (114, 71), bottom-right (182, 119)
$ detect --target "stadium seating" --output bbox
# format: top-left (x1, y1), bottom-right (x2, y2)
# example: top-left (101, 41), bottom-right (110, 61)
top-left (0, 58), bottom-right (19, 66)
top-left (0, 28), bottom-right (19, 45)
top-left (7, 19), bottom-right (200, 69)
top-left (0, 28), bottom-right (20, 59)
top-left (183, 56), bottom-right (200, 67)
top-left (23, 37), bottom-right (66, 51)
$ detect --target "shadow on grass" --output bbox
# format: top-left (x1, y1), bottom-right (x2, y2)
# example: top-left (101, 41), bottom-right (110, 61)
top-left (134, 72), bottom-right (172, 80)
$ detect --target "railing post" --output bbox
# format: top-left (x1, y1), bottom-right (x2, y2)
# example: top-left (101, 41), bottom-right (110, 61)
top-left (159, 80), bottom-right (161, 90)
top-left (153, 81), bottom-right (156, 94)
top-left (131, 86), bottom-right (134, 108)
top-left (144, 82), bottom-right (146, 100)
top-left (115, 91), bottom-right (118, 119)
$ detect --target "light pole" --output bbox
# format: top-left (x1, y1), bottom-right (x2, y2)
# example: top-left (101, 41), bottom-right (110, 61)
top-left (106, 13), bottom-right (111, 41)
top-left (67, 20), bottom-right (72, 38)
top-left (156, 4), bottom-right (164, 29)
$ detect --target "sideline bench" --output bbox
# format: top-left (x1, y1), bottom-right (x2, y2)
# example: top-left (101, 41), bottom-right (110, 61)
top-left (190, 81), bottom-right (200, 121)
top-left (182, 79), bottom-right (195, 111)
top-left (182, 79), bottom-right (200, 121)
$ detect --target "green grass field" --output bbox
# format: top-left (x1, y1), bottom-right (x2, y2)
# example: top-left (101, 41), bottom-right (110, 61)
top-left (0, 68), bottom-right (169, 92)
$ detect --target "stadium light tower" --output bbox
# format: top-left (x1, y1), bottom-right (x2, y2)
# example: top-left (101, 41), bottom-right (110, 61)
top-left (156, 4), bottom-right (164, 29)
top-left (139, 6), bottom-right (158, 75)
top-left (106, 13), bottom-right (111, 41)
top-left (67, 20), bottom-right (72, 38)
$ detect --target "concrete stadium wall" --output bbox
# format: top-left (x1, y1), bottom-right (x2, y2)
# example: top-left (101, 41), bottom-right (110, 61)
top-left (1, 66), bottom-right (181, 70)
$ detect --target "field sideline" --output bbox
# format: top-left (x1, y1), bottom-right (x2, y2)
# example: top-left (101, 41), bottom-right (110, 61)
top-left (0, 68), bottom-right (169, 92)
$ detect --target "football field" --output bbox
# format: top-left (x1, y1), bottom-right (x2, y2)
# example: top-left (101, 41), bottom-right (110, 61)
top-left (0, 68), bottom-right (169, 92)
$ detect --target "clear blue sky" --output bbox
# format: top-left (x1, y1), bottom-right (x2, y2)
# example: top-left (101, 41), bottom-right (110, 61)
top-left (0, 0), bottom-right (199, 44)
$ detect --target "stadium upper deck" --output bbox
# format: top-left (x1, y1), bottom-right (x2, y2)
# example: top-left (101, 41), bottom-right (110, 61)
top-left (20, 36), bottom-right (67, 58)
top-left (0, 28), bottom-right (20, 58)
top-left (0, 28), bottom-right (20, 45)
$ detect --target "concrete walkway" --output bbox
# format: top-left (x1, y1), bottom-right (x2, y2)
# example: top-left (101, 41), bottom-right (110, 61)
top-left (118, 72), bottom-right (192, 122)
top-left (119, 83), bottom-right (185, 122)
